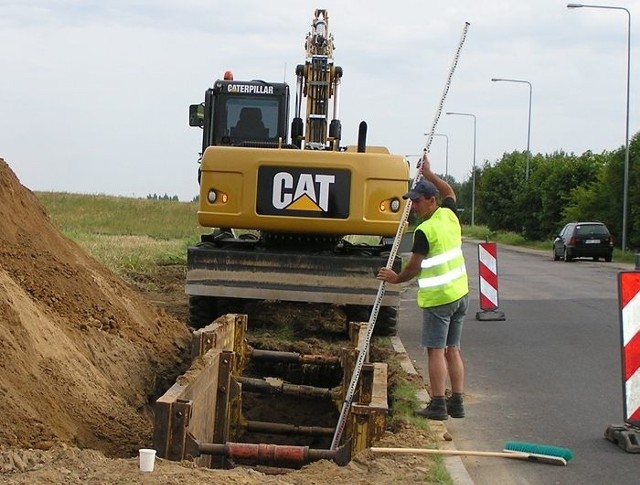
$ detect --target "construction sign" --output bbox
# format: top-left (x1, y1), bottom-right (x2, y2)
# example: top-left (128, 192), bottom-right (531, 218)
top-left (618, 271), bottom-right (640, 427)
top-left (475, 242), bottom-right (505, 321)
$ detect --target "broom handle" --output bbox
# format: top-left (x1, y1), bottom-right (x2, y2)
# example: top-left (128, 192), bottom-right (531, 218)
top-left (371, 447), bottom-right (568, 466)
top-left (371, 447), bottom-right (528, 459)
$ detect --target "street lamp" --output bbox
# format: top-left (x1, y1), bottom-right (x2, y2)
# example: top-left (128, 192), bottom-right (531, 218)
top-left (491, 78), bottom-right (533, 180)
top-left (567, 3), bottom-right (631, 252)
top-left (446, 111), bottom-right (476, 226)
top-left (423, 132), bottom-right (450, 177)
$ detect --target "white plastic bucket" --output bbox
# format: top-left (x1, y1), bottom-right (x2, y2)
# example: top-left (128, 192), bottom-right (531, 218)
top-left (138, 448), bottom-right (156, 472)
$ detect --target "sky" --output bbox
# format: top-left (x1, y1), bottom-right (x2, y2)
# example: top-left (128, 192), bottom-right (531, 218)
top-left (1, 0), bottom-right (639, 201)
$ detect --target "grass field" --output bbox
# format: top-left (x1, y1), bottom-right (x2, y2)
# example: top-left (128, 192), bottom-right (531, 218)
top-left (36, 192), bottom-right (208, 274)
top-left (36, 192), bottom-right (635, 275)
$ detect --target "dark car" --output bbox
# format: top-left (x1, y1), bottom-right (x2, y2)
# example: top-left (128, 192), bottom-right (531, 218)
top-left (553, 222), bottom-right (614, 262)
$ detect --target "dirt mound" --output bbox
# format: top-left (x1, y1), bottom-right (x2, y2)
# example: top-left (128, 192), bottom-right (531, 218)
top-left (0, 158), bottom-right (191, 457)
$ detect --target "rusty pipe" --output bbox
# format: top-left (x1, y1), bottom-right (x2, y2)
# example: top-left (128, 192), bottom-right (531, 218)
top-left (195, 440), bottom-right (350, 466)
top-left (246, 420), bottom-right (334, 437)
top-left (236, 376), bottom-right (338, 399)
top-left (250, 348), bottom-right (340, 365)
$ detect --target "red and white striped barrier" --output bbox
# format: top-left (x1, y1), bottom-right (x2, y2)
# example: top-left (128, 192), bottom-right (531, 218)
top-left (619, 272), bottom-right (640, 427)
top-left (476, 242), bottom-right (505, 321)
top-left (606, 272), bottom-right (640, 452)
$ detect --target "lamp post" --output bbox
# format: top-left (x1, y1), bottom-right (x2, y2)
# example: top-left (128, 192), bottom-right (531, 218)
top-left (491, 78), bottom-right (533, 180)
top-left (567, 3), bottom-right (631, 252)
top-left (446, 111), bottom-right (476, 226)
top-left (423, 132), bottom-right (450, 177)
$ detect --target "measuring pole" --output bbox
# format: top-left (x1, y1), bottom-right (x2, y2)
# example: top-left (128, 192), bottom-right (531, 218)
top-left (330, 21), bottom-right (471, 450)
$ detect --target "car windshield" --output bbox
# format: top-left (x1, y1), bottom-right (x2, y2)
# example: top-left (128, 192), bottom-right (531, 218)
top-left (576, 225), bottom-right (608, 236)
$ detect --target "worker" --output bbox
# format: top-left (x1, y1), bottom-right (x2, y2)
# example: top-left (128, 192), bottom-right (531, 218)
top-left (377, 153), bottom-right (469, 420)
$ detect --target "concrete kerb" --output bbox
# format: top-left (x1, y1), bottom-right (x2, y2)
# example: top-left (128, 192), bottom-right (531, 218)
top-left (390, 336), bottom-right (474, 485)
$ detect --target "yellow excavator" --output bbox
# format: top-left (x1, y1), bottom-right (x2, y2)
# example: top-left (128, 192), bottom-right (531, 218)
top-left (187, 9), bottom-right (409, 335)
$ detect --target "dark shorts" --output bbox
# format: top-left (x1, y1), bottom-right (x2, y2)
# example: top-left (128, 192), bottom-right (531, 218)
top-left (421, 294), bottom-right (469, 348)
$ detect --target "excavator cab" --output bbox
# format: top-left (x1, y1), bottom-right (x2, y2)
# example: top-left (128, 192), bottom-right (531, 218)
top-left (189, 78), bottom-right (290, 153)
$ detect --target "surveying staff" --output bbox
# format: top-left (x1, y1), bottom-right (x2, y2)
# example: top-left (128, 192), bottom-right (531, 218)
top-left (377, 154), bottom-right (469, 420)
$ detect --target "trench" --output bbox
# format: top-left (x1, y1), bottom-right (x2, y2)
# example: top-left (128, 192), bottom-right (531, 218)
top-left (152, 310), bottom-right (391, 471)
top-left (238, 305), bottom-right (348, 456)
top-left (238, 347), bottom-right (343, 452)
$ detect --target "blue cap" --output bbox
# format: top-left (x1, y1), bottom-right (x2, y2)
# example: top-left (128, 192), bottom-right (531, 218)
top-left (403, 180), bottom-right (439, 200)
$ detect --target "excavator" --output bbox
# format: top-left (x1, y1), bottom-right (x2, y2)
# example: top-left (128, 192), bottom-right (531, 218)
top-left (186, 9), bottom-right (409, 335)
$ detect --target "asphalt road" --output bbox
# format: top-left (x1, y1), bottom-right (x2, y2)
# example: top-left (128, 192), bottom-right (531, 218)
top-left (397, 240), bottom-right (639, 485)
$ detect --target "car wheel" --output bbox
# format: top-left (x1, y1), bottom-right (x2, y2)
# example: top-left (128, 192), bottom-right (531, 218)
top-left (605, 253), bottom-right (612, 262)
top-left (593, 256), bottom-right (599, 261)
top-left (563, 247), bottom-right (573, 262)
top-left (553, 248), bottom-right (560, 261)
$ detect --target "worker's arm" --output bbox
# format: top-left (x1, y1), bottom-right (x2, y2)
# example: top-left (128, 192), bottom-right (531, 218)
top-left (377, 251), bottom-right (423, 284)
top-left (421, 153), bottom-right (455, 202)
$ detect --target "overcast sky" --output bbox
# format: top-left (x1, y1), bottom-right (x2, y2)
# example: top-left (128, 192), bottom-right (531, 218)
top-left (1, 0), bottom-right (639, 200)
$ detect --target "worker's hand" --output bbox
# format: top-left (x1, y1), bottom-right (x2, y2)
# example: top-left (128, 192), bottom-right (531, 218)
top-left (377, 267), bottom-right (398, 284)
top-left (420, 152), bottom-right (433, 179)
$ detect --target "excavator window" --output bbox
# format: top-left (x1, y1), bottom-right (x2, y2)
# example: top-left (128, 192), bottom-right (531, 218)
top-left (224, 97), bottom-right (280, 142)
top-left (204, 91), bottom-right (286, 147)
top-left (230, 107), bottom-right (268, 139)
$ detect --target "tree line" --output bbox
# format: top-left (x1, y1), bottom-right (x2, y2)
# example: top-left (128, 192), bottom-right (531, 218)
top-left (146, 193), bottom-right (180, 201)
top-left (446, 132), bottom-right (639, 249)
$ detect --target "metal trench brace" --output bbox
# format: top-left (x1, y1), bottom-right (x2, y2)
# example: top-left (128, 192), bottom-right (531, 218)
top-left (183, 434), bottom-right (352, 468)
top-left (152, 314), bottom-right (388, 470)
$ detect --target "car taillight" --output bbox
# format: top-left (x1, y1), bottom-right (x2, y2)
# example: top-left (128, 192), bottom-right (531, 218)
top-left (569, 236), bottom-right (576, 245)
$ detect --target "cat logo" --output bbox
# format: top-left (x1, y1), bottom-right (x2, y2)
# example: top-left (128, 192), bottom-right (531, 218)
top-left (272, 172), bottom-right (334, 211)
top-left (257, 167), bottom-right (350, 218)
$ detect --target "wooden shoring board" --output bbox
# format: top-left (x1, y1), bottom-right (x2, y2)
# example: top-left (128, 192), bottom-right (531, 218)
top-left (211, 350), bottom-right (234, 468)
top-left (340, 321), bottom-right (390, 454)
top-left (350, 362), bottom-right (388, 456)
top-left (369, 362), bottom-right (389, 409)
top-left (186, 350), bottom-right (222, 467)
top-left (153, 382), bottom-right (186, 459)
top-left (349, 321), bottom-right (370, 362)
top-left (347, 321), bottom-right (375, 405)
top-left (153, 349), bottom-right (222, 465)
top-left (191, 313), bottom-right (246, 360)
top-left (154, 313), bottom-right (244, 464)
top-left (357, 364), bottom-right (374, 405)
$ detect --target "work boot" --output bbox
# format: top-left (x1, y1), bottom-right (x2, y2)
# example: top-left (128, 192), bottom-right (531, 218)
top-left (447, 392), bottom-right (465, 418)
top-left (415, 396), bottom-right (448, 420)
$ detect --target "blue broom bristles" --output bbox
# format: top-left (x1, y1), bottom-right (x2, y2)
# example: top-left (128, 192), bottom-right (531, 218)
top-left (503, 441), bottom-right (575, 462)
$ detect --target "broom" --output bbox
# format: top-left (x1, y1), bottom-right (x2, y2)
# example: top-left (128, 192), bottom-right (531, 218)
top-left (371, 441), bottom-right (574, 466)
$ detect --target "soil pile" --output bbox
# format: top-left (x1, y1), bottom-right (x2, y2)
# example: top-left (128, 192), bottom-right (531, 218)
top-left (0, 158), bottom-right (191, 457)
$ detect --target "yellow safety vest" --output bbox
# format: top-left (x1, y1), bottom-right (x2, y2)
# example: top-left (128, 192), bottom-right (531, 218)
top-left (415, 207), bottom-right (468, 308)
